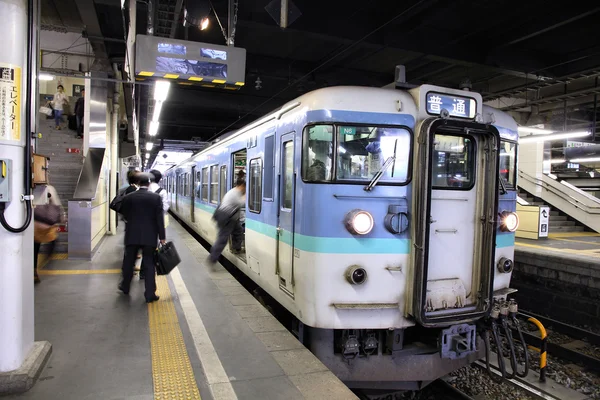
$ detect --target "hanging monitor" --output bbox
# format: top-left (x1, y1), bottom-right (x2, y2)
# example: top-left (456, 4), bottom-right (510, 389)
top-left (135, 35), bottom-right (246, 87)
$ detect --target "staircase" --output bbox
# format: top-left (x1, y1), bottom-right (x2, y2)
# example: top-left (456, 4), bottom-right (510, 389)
top-left (36, 113), bottom-right (84, 253)
top-left (518, 188), bottom-right (585, 233)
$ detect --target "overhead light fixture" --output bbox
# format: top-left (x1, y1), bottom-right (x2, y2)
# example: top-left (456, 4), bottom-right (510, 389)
top-left (569, 157), bottom-right (600, 163)
top-left (519, 131), bottom-right (591, 143)
top-left (146, 153), bottom-right (150, 159)
top-left (200, 17), bottom-right (209, 30)
top-left (518, 126), bottom-right (554, 135)
top-left (152, 101), bottom-right (163, 122)
top-left (38, 73), bottom-right (54, 81)
top-left (146, 142), bottom-right (154, 151)
top-left (153, 80), bottom-right (170, 102)
top-left (149, 121), bottom-right (159, 136)
top-left (550, 159), bottom-right (566, 164)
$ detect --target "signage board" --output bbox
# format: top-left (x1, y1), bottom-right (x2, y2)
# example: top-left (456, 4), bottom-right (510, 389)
top-left (426, 92), bottom-right (476, 119)
top-left (539, 206), bottom-right (549, 238)
top-left (135, 35), bottom-right (246, 87)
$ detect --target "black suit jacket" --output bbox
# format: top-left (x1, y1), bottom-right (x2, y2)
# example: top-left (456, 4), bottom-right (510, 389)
top-left (120, 188), bottom-right (166, 246)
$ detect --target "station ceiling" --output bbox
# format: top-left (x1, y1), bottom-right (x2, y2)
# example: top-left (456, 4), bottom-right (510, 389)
top-left (41, 0), bottom-right (600, 159)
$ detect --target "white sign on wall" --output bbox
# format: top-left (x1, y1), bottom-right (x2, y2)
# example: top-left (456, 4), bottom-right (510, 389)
top-left (539, 206), bottom-right (550, 238)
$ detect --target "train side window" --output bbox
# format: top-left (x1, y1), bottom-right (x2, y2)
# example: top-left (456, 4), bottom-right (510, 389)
top-left (219, 165), bottom-right (227, 201)
top-left (201, 167), bottom-right (209, 201)
top-left (263, 135), bottom-right (275, 200)
top-left (195, 171), bottom-right (201, 198)
top-left (302, 125), bottom-right (333, 182)
top-left (248, 158), bottom-right (262, 213)
top-left (185, 173), bottom-right (190, 196)
top-left (210, 165), bottom-right (219, 204)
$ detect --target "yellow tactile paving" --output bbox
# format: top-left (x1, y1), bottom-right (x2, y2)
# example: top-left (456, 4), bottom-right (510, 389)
top-left (548, 232), bottom-right (600, 238)
top-left (37, 252), bottom-right (68, 271)
top-left (516, 241), bottom-right (600, 259)
top-left (149, 276), bottom-right (201, 400)
top-left (38, 269), bottom-right (121, 275)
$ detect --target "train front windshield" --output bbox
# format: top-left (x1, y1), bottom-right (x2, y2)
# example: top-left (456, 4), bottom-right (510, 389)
top-left (302, 124), bottom-right (411, 184)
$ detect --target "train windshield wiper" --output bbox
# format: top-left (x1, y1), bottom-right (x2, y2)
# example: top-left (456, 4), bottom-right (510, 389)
top-left (364, 139), bottom-right (397, 192)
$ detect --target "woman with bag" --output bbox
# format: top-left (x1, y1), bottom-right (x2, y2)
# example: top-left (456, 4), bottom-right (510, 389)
top-left (34, 185), bottom-right (64, 283)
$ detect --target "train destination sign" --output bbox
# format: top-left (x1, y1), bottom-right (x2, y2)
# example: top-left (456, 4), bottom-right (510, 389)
top-left (426, 92), bottom-right (476, 119)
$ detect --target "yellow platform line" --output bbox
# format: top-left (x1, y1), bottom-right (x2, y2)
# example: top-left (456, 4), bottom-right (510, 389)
top-left (149, 276), bottom-right (201, 400)
top-left (548, 232), bottom-right (600, 238)
top-left (38, 253), bottom-right (68, 271)
top-left (516, 241), bottom-right (600, 258)
top-left (39, 269), bottom-right (121, 275)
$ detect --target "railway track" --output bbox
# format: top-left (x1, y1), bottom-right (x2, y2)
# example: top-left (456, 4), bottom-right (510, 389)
top-left (518, 310), bottom-right (600, 372)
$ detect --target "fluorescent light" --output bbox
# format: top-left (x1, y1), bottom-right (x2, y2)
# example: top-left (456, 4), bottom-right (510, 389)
top-left (550, 159), bottom-right (566, 164)
top-left (146, 142), bottom-right (153, 151)
top-left (519, 131), bottom-right (590, 143)
top-left (145, 153), bottom-right (150, 159)
top-left (569, 157), bottom-right (600, 163)
top-left (518, 126), bottom-right (554, 135)
top-left (149, 121), bottom-right (159, 136)
top-left (39, 73), bottom-right (54, 81)
top-left (200, 17), bottom-right (209, 30)
top-left (153, 80), bottom-right (170, 102)
top-left (152, 101), bottom-right (163, 122)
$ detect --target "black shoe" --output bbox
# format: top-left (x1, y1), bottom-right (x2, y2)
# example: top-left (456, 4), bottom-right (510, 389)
top-left (118, 284), bottom-right (129, 295)
top-left (139, 274), bottom-right (145, 280)
top-left (146, 295), bottom-right (159, 303)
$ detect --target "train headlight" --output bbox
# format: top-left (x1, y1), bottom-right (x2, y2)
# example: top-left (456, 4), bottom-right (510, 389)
top-left (499, 211), bottom-right (519, 232)
top-left (345, 209), bottom-right (374, 235)
top-left (346, 265), bottom-right (368, 285)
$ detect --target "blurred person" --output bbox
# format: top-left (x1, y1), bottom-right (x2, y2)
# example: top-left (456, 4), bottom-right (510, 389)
top-left (33, 185), bottom-right (65, 283)
top-left (74, 88), bottom-right (85, 138)
top-left (149, 169), bottom-right (169, 213)
top-left (208, 175), bottom-right (246, 265)
top-left (118, 173), bottom-right (165, 303)
top-left (51, 84), bottom-right (68, 130)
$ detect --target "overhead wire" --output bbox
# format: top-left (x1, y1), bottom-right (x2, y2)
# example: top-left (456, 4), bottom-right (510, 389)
top-left (205, 0), bottom-right (429, 143)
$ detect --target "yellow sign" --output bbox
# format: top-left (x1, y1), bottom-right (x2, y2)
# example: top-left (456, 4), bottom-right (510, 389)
top-left (0, 63), bottom-right (21, 142)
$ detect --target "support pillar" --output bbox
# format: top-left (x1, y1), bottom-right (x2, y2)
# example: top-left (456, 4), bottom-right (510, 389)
top-left (0, 0), bottom-right (51, 394)
top-left (109, 103), bottom-right (119, 235)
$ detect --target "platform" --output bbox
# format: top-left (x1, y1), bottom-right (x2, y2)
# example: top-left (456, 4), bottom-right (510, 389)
top-left (514, 232), bottom-right (600, 329)
top-left (7, 219), bottom-right (356, 400)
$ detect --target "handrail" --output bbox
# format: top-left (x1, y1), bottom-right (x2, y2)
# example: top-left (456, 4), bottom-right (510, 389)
top-left (518, 171), bottom-right (600, 215)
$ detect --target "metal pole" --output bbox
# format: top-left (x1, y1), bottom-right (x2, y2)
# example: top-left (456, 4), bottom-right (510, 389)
top-left (593, 76), bottom-right (598, 142)
top-left (147, 0), bottom-right (154, 35)
top-left (527, 317), bottom-right (547, 383)
top-left (109, 102), bottom-right (119, 235)
top-left (227, 0), bottom-right (234, 45)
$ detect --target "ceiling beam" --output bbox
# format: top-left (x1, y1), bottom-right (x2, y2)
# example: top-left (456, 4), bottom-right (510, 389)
top-left (75, 0), bottom-right (112, 71)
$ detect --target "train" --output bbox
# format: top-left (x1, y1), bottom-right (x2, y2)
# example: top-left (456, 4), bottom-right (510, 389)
top-left (163, 84), bottom-right (523, 390)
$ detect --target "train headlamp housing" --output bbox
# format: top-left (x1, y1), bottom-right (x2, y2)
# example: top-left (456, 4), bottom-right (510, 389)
top-left (344, 209), bottom-right (374, 235)
top-left (499, 211), bottom-right (519, 232)
top-left (346, 265), bottom-right (368, 285)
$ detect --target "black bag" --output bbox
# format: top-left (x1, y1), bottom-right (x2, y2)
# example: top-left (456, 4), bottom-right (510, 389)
top-left (34, 204), bottom-right (61, 225)
top-left (109, 190), bottom-right (127, 213)
top-left (68, 115), bottom-right (77, 130)
top-left (212, 204), bottom-right (237, 227)
top-left (155, 242), bottom-right (181, 275)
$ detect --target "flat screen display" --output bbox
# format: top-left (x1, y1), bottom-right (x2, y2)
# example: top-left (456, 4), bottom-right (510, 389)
top-left (156, 57), bottom-right (228, 78)
top-left (201, 48), bottom-right (227, 60)
top-left (158, 43), bottom-right (186, 55)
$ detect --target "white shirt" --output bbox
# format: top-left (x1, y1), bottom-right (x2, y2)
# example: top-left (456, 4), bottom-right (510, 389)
top-left (149, 182), bottom-right (169, 213)
top-left (220, 187), bottom-right (245, 220)
top-left (52, 92), bottom-right (67, 111)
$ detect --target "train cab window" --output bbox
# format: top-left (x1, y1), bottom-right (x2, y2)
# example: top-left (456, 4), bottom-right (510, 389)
top-left (201, 167), bottom-right (209, 201)
top-left (336, 126), bottom-right (411, 184)
top-left (248, 158), bottom-right (262, 213)
top-left (302, 125), bottom-right (333, 181)
top-left (210, 165), bottom-right (219, 204)
top-left (499, 140), bottom-right (517, 188)
top-left (220, 165), bottom-right (227, 201)
top-left (431, 135), bottom-right (475, 189)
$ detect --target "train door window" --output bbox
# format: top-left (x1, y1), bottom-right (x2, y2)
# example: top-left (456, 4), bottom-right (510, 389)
top-left (499, 140), bottom-right (517, 188)
top-left (184, 173), bottom-right (190, 196)
top-left (210, 165), bottom-right (219, 204)
top-left (248, 158), bottom-right (262, 213)
top-left (283, 141), bottom-right (294, 209)
top-left (201, 167), bottom-right (209, 201)
top-left (195, 170), bottom-right (201, 197)
top-left (431, 135), bottom-right (476, 189)
top-left (219, 165), bottom-right (227, 201)
top-left (263, 135), bottom-right (275, 200)
top-left (302, 125), bottom-right (333, 181)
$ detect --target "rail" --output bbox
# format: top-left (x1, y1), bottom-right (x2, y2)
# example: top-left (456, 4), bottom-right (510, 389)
top-left (518, 171), bottom-right (600, 215)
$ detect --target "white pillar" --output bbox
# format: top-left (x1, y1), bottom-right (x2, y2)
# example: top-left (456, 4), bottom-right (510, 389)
top-left (108, 104), bottom-right (119, 235)
top-left (0, 0), bottom-right (34, 373)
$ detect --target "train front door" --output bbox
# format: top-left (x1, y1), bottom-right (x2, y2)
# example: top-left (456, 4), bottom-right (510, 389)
top-left (276, 132), bottom-right (296, 297)
top-left (413, 119), bottom-right (499, 326)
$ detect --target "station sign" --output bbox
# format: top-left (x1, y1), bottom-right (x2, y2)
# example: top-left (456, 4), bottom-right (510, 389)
top-left (539, 206), bottom-right (549, 238)
top-left (135, 35), bottom-right (246, 87)
top-left (426, 92), bottom-right (477, 119)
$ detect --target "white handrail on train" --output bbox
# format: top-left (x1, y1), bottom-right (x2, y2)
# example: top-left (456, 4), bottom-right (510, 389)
top-left (518, 170), bottom-right (600, 233)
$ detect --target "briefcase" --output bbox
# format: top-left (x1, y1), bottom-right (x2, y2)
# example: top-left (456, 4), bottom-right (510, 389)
top-left (155, 241), bottom-right (181, 275)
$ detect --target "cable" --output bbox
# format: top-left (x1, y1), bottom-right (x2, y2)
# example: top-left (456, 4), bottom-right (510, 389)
top-left (0, 0), bottom-right (34, 233)
top-left (205, 0), bottom-right (429, 143)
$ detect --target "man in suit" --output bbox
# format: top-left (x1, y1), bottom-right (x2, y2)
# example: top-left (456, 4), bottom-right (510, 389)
top-left (118, 172), bottom-right (166, 303)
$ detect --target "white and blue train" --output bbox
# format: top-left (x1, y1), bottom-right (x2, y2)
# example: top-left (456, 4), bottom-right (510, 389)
top-left (163, 85), bottom-right (522, 390)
